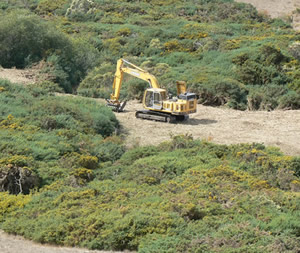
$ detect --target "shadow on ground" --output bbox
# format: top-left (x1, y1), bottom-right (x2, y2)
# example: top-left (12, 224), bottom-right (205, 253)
top-left (183, 118), bottom-right (218, 125)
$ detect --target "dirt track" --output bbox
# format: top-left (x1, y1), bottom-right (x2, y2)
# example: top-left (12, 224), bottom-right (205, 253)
top-left (116, 100), bottom-right (300, 156)
top-left (0, 230), bottom-right (124, 253)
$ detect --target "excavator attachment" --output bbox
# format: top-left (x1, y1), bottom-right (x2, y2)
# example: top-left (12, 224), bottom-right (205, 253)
top-left (106, 99), bottom-right (127, 112)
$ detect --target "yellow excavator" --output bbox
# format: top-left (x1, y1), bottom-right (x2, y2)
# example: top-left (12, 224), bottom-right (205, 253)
top-left (106, 58), bottom-right (197, 123)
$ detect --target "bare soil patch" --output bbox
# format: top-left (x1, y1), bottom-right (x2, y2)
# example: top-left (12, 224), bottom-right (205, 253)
top-left (116, 100), bottom-right (300, 156)
top-left (0, 67), bottom-right (38, 85)
top-left (236, 0), bottom-right (300, 30)
top-left (0, 230), bottom-right (125, 253)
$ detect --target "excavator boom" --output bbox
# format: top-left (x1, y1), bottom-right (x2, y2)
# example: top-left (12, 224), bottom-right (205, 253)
top-left (107, 58), bottom-right (160, 112)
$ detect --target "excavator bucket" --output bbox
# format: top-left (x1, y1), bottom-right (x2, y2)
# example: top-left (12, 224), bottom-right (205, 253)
top-left (118, 100), bottom-right (127, 112)
top-left (176, 81), bottom-right (187, 95)
top-left (106, 99), bottom-right (127, 112)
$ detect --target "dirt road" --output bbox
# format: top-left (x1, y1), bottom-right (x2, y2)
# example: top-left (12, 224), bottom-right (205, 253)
top-left (116, 100), bottom-right (300, 156)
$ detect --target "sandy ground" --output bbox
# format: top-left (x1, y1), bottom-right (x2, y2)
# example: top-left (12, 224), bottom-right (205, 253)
top-left (0, 230), bottom-right (126, 253)
top-left (116, 101), bottom-right (300, 156)
top-left (236, 0), bottom-right (300, 30)
top-left (0, 68), bottom-right (37, 85)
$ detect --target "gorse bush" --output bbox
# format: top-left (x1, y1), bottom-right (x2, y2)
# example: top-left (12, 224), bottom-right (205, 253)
top-left (0, 10), bottom-right (56, 68)
top-left (0, 82), bottom-right (299, 252)
top-left (0, 81), bottom-right (120, 192)
top-left (0, 137), bottom-right (299, 252)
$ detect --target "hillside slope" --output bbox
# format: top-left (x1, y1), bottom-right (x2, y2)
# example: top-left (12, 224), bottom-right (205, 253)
top-left (1, 0), bottom-right (300, 111)
top-left (0, 1), bottom-right (300, 251)
top-left (1, 68), bottom-right (299, 156)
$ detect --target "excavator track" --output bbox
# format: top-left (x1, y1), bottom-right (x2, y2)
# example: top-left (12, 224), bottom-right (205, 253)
top-left (135, 110), bottom-right (177, 123)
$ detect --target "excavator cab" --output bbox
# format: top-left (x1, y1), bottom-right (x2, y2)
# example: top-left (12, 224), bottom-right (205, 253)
top-left (144, 88), bottom-right (167, 110)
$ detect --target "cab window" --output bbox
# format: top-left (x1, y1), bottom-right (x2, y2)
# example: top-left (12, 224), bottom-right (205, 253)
top-left (145, 91), bottom-right (153, 107)
top-left (154, 92), bottom-right (161, 104)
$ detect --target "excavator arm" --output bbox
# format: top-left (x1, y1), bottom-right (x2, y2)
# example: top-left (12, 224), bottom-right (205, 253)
top-left (107, 58), bottom-right (160, 111)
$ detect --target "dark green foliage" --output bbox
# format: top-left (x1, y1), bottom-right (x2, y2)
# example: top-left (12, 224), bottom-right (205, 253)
top-left (77, 63), bottom-right (114, 98)
top-left (0, 10), bottom-right (59, 68)
top-left (94, 141), bottom-right (125, 162)
top-left (196, 78), bottom-right (248, 109)
top-left (232, 45), bottom-right (288, 86)
top-left (278, 91), bottom-right (300, 109)
top-left (1, 0), bottom-right (299, 109)
top-left (0, 10), bottom-right (100, 92)
top-left (247, 85), bottom-right (289, 110)
top-left (119, 146), bottom-right (159, 165)
top-left (1, 138), bottom-right (299, 251)
top-left (0, 80), bottom-right (120, 189)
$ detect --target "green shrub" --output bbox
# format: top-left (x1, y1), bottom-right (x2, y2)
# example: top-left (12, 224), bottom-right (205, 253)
top-left (0, 81), bottom-right (119, 190)
top-left (0, 10), bottom-right (100, 92)
top-left (77, 64), bottom-right (114, 98)
top-left (278, 91), bottom-right (300, 109)
top-left (94, 142), bottom-right (125, 162)
top-left (0, 10), bottom-right (69, 69)
top-left (0, 137), bottom-right (299, 251)
top-left (78, 155), bottom-right (99, 170)
top-left (36, 0), bottom-right (68, 15)
top-left (247, 85), bottom-right (289, 110)
top-left (119, 146), bottom-right (159, 166)
top-left (196, 79), bottom-right (248, 110)
top-left (0, 192), bottom-right (31, 222)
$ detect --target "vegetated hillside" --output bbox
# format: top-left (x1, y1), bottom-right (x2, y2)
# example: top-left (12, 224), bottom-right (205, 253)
top-left (0, 80), bottom-right (121, 194)
top-left (0, 83), bottom-right (299, 252)
top-left (0, 82), bottom-right (299, 252)
top-left (0, 1), bottom-right (300, 252)
top-left (0, 0), bottom-right (300, 110)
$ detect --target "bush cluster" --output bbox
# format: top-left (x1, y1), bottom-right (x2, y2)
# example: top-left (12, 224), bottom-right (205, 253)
top-left (0, 10), bottom-right (100, 92)
top-left (1, 0), bottom-right (299, 109)
top-left (0, 81), bottom-right (121, 193)
top-left (0, 126), bottom-right (299, 252)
